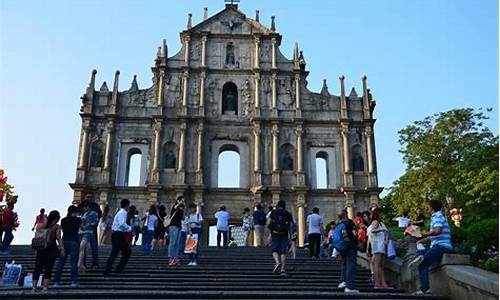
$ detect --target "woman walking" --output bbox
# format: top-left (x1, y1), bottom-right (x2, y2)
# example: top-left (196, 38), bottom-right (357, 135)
top-left (367, 208), bottom-right (391, 289)
top-left (32, 210), bottom-right (64, 291)
top-left (77, 201), bottom-right (98, 271)
top-left (152, 205), bottom-right (167, 251)
top-left (53, 206), bottom-right (81, 288)
top-left (185, 203), bottom-right (203, 266)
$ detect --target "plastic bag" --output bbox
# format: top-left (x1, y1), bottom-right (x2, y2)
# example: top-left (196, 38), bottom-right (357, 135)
top-left (1, 261), bottom-right (22, 286)
top-left (23, 273), bottom-right (42, 288)
top-left (184, 234), bottom-right (199, 254)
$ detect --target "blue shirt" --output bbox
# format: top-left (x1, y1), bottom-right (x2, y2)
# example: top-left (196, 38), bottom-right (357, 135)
top-left (430, 211), bottom-right (453, 249)
top-left (214, 210), bottom-right (230, 231)
top-left (252, 210), bottom-right (266, 226)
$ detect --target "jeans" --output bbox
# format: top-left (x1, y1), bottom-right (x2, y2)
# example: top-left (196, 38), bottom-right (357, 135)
top-left (168, 226), bottom-right (181, 259)
top-left (418, 245), bottom-right (454, 291)
top-left (178, 231), bottom-right (187, 258)
top-left (141, 230), bottom-right (154, 255)
top-left (217, 230), bottom-right (228, 248)
top-left (308, 233), bottom-right (321, 258)
top-left (54, 240), bottom-right (80, 284)
top-left (104, 231), bottom-right (131, 275)
top-left (340, 247), bottom-right (358, 289)
top-left (0, 229), bottom-right (13, 252)
top-left (189, 228), bottom-right (202, 261)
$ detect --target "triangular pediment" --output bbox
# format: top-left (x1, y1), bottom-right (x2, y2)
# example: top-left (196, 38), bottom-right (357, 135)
top-left (189, 6), bottom-right (272, 35)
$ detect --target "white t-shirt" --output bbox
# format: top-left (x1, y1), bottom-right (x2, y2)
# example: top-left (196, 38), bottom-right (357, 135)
top-left (215, 210), bottom-right (230, 231)
top-left (306, 213), bottom-right (323, 234)
top-left (145, 213), bottom-right (158, 231)
top-left (395, 216), bottom-right (410, 228)
top-left (185, 213), bottom-right (203, 229)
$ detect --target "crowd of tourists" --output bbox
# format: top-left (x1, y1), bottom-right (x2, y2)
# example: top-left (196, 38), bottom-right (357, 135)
top-left (6, 192), bottom-right (453, 295)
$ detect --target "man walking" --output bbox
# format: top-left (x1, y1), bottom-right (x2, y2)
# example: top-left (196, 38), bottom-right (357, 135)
top-left (104, 199), bottom-right (132, 276)
top-left (335, 209), bottom-right (359, 293)
top-left (409, 199), bottom-right (454, 295)
top-left (0, 202), bottom-right (16, 254)
top-left (214, 206), bottom-right (230, 248)
top-left (268, 200), bottom-right (293, 278)
top-left (306, 207), bottom-right (324, 258)
top-left (252, 204), bottom-right (266, 247)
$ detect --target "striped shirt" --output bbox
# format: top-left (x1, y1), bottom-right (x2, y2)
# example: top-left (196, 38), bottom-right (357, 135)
top-left (430, 211), bottom-right (453, 249)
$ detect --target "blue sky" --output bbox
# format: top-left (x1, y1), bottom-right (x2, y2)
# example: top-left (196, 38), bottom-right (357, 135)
top-left (1, 0), bottom-right (498, 243)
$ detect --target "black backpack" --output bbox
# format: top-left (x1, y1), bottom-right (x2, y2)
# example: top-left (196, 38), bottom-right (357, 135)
top-left (269, 209), bottom-right (290, 235)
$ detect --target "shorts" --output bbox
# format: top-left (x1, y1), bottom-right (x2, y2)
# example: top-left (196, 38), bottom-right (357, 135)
top-left (154, 227), bottom-right (166, 240)
top-left (271, 234), bottom-right (289, 255)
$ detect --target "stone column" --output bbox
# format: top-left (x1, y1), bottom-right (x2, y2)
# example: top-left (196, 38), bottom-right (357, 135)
top-left (296, 194), bottom-right (306, 247)
top-left (103, 120), bottom-right (115, 170)
top-left (78, 120), bottom-right (91, 169)
top-left (362, 76), bottom-right (371, 119)
top-left (365, 126), bottom-right (374, 173)
top-left (339, 75), bottom-right (348, 119)
top-left (271, 38), bottom-right (277, 69)
top-left (294, 74), bottom-right (301, 110)
top-left (201, 35), bottom-right (207, 67)
top-left (199, 73), bottom-right (206, 107)
top-left (254, 36), bottom-right (260, 69)
top-left (157, 70), bottom-right (165, 106)
top-left (271, 124), bottom-right (279, 171)
top-left (295, 126), bottom-right (303, 172)
top-left (184, 36), bottom-right (190, 64)
top-left (253, 124), bottom-right (261, 172)
top-left (254, 74), bottom-right (260, 109)
top-left (341, 124), bottom-right (353, 187)
top-left (345, 192), bottom-right (355, 219)
top-left (182, 71), bottom-right (189, 107)
top-left (196, 123), bottom-right (204, 184)
top-left (151, 119), bottom-right (162, 184)
top-left (177, 123), bottom-right (187, 184)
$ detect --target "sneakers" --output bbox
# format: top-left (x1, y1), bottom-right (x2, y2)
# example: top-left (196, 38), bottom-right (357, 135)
top-left (408, 255), bottom-right (424, 270)
top-left (70, 283), bottom-right (79, 288)
top-left (280, 270), bottom-right (289, 278)
top-left (168, 259), bottom-right (175, 266)
top-left (413, 289), bottom-right (431, 295)
top-left (174, 259), bottom-right (182, 266)
top-left (273, 263), bottom-right (282, 274)
top-left (344, 287), bottom-right (360, 293)
top-left (337, 281), bottom-right (347, 289)
top-left (187, 261), bottom-right (198, 266)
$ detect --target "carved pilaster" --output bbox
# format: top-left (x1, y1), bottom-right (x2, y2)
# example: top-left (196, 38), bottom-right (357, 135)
top-left (271, 124), bottom-right (280, 186)
top-left (103, 119), bottom-right (115, 171)
top-left (182, 70), bottom-right (189, 108)
top-left (196, 123), bottom-right (204, 184)
top-left (344, 191), bottom-right (355, 219)
top-left (271, 73), bottom-right (277, 116)
top-left (151, 119), bottom-right (162, 184)
top-left (201, 35), bottom-right (207, 67)
top-left (271, 37), bottom-right (277, 69)
top-left (341, 123), bottom-right (353, 187)
top-left (177, 122), bottom-right (187, 184)
top-left (253, 35), bottom-right (260, 69)
top-left (184, 36), bottom-right (190, 65)
top-left (339, 75), bottom-right (348, 119)
top-left (296, 194), bottom-right (306, 247)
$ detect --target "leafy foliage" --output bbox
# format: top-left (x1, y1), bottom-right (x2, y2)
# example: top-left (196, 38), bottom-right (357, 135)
top-left (384, 108), bottom-right (498, 224)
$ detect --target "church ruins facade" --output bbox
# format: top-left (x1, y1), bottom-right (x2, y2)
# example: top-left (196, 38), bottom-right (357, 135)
top-left (70, 4), bottom-right (382, 246)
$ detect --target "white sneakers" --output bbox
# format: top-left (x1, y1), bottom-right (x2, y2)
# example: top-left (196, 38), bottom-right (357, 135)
top-left (413, 289), bottom-right (431, 295)
top-left (187, 261), bottom-right (198, 266)
top-left (338, 282), bottom-right (360, 293)
top-left (408, 255), bottom-right (424, 270)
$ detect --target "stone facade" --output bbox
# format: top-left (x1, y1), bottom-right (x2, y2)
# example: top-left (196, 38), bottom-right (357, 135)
top-left (70, 4), bottom-right (382, 246)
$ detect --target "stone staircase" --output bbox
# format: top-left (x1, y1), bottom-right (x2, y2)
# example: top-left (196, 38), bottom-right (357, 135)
top-left (0, 245), bottom-right (448, 300)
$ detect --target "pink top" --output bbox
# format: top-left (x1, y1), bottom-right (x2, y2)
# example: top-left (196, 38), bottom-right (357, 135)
top-left (36, 214), bottom-right (46, 224)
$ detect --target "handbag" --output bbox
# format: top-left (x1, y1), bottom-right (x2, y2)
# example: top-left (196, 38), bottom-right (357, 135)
top-left (30, 229), bottom-right (50, 250)
top-left (184, 234), bottom-right (199, 254)
top-left (164, 209), bottom-right (179, 228)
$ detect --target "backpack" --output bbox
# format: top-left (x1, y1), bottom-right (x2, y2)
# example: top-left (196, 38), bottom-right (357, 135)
top-left (269, 209), bottom-right (290, 235)
top-left (333, 222), bottom-right (353, 253)
top-left (30, 229), bottom-right (50, 250)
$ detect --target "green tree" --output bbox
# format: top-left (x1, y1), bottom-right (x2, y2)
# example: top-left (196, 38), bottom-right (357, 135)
top-left (387, 108), bottom-right (498, 224)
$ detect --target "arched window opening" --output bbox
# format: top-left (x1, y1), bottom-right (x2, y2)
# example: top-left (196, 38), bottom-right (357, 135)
top-left (315, 152), bottom-right (328, 189)
top-left (352, 145), bottom-right (364, 172)
top-left (90, 141), bottom-right (104, 168)
top-left (218, 145), bottom-right (240, 187)
top-left (222, 82), bottom-right (238, 115)
top-left (163, 141), bottom-right (177, 169)
top-left (280, 143), bottom-right (295, 171)
top-left (126, 149), bottom-right (142, 186)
